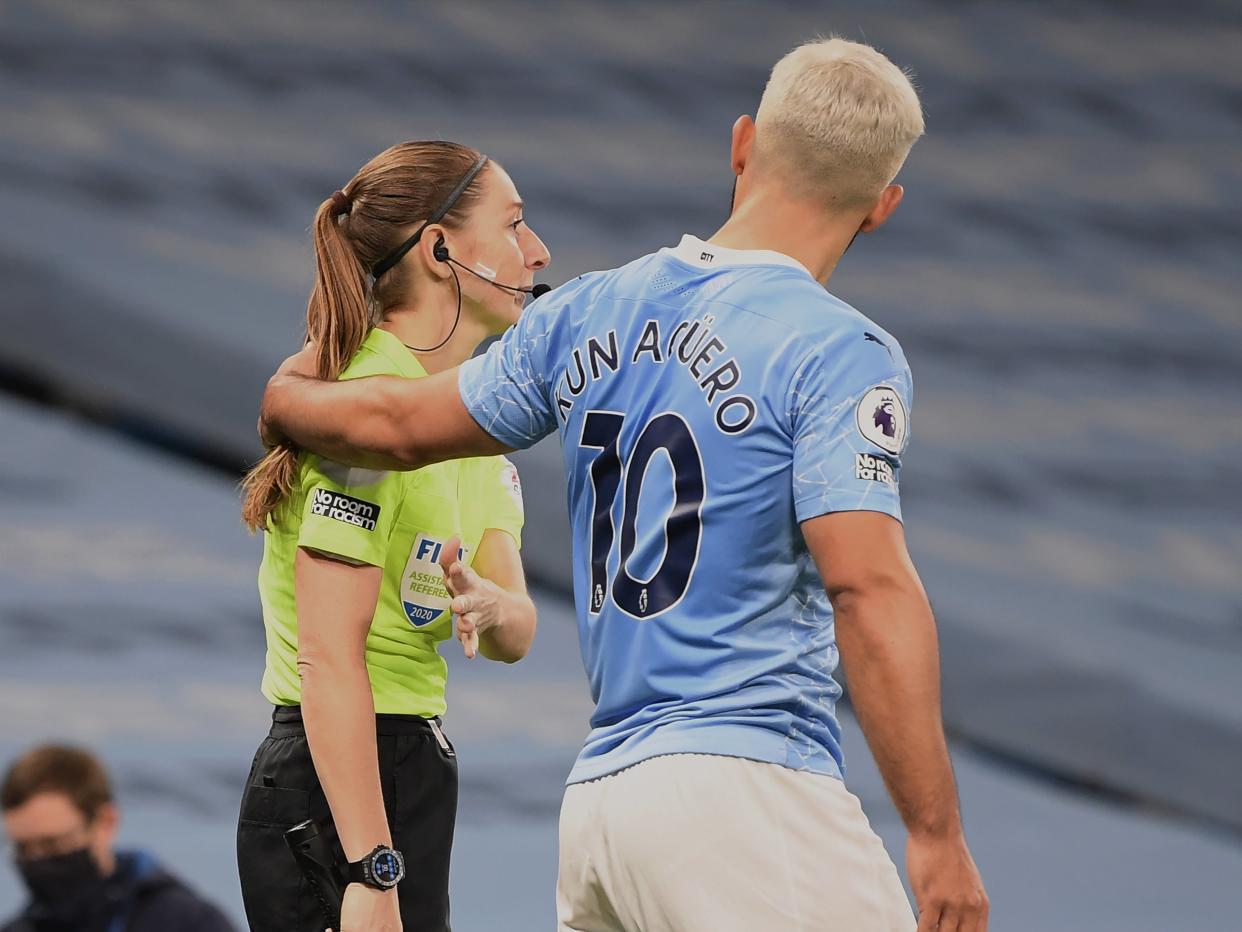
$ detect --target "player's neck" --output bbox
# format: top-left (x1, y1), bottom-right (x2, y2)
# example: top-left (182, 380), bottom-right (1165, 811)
top-left (710, 195), bottom-right (863, 286)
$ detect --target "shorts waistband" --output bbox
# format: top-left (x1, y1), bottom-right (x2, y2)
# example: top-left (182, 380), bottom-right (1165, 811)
top-left (269, 705), bottom-right (442, 738)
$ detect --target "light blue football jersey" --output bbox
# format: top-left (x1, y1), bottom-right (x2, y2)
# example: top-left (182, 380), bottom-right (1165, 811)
top-left (459, 234), bottom-right (913, 784)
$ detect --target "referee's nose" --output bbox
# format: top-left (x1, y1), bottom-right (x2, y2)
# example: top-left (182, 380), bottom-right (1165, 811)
top-left (521, 224), bottom-right (550, 272)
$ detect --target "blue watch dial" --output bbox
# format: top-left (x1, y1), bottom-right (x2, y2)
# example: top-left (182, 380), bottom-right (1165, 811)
top-left (372, 850), bottom-right (402, 885)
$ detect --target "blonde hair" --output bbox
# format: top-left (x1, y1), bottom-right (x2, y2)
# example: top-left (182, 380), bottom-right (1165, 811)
top-left (753, 37), bottom-right (925, 208)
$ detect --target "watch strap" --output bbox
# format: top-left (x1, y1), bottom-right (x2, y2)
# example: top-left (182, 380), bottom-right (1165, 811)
top-left (346, 844), bottom-right (404, 889)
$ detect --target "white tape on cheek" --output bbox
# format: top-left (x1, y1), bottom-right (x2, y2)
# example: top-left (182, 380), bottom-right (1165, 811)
top-left (473, 261), bottom-right (497, 280)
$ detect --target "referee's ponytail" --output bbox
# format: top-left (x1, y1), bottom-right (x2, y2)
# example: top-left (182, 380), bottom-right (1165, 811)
top-left (241, 141), bottom-right (487, 532)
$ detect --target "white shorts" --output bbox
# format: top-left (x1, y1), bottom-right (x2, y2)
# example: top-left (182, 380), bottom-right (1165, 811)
top-left (556, 753), bottom-right (915, 932)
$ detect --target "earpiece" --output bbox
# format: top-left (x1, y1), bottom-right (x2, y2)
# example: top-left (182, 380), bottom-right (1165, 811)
top-left (430, 234), bottom-right (549, 298)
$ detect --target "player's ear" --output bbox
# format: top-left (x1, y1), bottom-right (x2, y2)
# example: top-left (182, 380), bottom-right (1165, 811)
top-left (731, 114), bottom-right (756, 176)
top-left (859, 184), bottom-right (904, 233)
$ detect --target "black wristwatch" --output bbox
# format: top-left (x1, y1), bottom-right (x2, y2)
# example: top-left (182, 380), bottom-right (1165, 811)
top-left (347, 845), bottom-right (406, 890)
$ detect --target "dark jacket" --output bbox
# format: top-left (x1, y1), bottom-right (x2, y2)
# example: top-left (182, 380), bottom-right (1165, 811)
top-left (2, 850), bottom-right (236, 932)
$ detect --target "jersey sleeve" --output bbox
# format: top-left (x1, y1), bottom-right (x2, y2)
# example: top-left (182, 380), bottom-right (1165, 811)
top-left (482, 456), bottom-right (525, 549)
top-left (296, 457), bottom-right (404, 566)
top-left (457, 296), bottom-right (559, 450)
top-left (790, 345), bottom-right (914, 524)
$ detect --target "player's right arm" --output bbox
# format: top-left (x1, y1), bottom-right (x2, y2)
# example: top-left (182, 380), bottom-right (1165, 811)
top-left (261, 346), bottom-right (507, 471)
top-left (261, 294), bottom-right (561, 470)
top-left (802, 513), bottom-right (988, 932)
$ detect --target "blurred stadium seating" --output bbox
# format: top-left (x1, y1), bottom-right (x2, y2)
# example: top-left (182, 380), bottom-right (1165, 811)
top-left (1, 1), bottom-right (1239, 928)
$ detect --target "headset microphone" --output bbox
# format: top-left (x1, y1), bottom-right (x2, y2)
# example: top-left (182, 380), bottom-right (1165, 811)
top-left (434, 239), bottom-right (550, 298)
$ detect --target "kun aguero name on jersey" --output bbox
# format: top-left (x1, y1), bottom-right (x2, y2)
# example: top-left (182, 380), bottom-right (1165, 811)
top-left (554, 314), bottom-right (757, 435)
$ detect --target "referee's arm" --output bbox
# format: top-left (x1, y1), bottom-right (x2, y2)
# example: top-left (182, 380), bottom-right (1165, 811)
top-left (803, 510), bottom-right (989, 932)
top-left (260, 344), bottom-right (508, 469)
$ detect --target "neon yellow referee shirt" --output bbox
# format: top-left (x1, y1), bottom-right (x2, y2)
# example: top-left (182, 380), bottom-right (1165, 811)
top-left (256, 327), bottom-right (524, 717)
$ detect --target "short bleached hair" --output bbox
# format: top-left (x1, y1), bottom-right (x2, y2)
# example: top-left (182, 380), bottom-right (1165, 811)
top-left (753, 37), bottom-right (925, 208)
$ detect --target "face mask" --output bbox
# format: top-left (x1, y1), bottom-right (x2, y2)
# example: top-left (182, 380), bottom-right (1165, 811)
top-left (16, 847), bottom-right (108, 921)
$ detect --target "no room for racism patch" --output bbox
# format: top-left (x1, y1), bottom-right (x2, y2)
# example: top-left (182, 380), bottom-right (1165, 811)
top-left (310, 488), bottom-right (381, 532)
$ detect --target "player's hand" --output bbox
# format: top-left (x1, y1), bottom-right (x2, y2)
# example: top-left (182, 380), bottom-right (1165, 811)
top-left (330, 882), bottom-right (401, 932)
top-left (907, 829), bottom-right (988, 932)
top-left (438, 534), bottom-right (502, 659)
top-left (259, 341), bottom-right (318, 448)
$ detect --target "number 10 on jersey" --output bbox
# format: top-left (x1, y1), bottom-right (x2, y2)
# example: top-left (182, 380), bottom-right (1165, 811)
top-left (579, 410), bottom-right (706, 619)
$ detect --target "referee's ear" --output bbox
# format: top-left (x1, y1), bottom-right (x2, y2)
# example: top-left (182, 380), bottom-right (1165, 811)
top-left (859, 184), bottom-right (904, 233)
top-left (418, 223), bottom-right (455, 282)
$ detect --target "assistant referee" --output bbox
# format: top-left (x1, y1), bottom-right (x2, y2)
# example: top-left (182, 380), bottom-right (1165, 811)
top-left (237, 140), bottom-right (547, 932)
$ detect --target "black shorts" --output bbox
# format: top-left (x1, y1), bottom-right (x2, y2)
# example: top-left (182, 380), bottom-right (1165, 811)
top-left (236, 705), bottom-right (458, 931)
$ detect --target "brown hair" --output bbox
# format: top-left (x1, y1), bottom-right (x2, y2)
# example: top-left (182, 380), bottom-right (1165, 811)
top-left (240, 141), bottom-right (487, 532)
top-left (2, 745), bottom-right (113, 820)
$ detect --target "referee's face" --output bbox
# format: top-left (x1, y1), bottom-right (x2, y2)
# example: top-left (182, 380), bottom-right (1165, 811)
top-left (456, 164), bottom-right (550, 332)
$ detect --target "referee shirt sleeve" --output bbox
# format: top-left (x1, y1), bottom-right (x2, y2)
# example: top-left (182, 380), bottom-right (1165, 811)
top-left (296, 457), bottom-right (405, 566)
top-left (457, 295), bottom-right (559, 450)
top-left (481, 455), bottom-right (525, 549)
top-left (790, 344), bottom-right (914, 525)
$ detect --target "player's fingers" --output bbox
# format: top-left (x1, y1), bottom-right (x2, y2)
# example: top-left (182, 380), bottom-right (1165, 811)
top-left (448, 563), bottom-right (468, 591)
top-left (462, 628), bottom-right (479, 659)
top-left (450, 561), bottom-right (480, 592)
top-left (276, 341), bottom-right (317, 378)
top-left (915, 904), bottom-right (942, 932)
top-left (456, 612), bottom-right (479, 660)
top-left (452, 594), bottom-right (474, 615)
top-left (934, 905), bottom-right (962, 932)
top-left (961, 896), bottom-right (989, 932)
top-left (438, 534), bottom-right (462, 582)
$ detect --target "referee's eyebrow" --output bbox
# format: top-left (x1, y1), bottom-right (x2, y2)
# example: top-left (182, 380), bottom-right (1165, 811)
top-left (510, 200), bottom-right (525, 211)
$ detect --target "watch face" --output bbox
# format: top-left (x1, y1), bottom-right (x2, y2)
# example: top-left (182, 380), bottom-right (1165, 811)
top-left (371, 849), bottom-right (404, 887)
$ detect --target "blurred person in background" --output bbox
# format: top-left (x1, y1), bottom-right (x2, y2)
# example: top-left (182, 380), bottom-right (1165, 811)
top-left (260, 39), bottom-right (988, 932)
top-left (237, 141), bottom-right (547, 932)
top-left (1, 744), bottom-right (234, 932)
